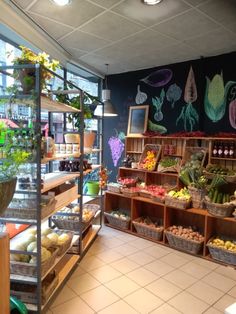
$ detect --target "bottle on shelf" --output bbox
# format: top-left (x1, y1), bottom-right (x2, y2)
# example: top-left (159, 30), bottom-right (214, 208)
top-left (229, 142), bottom-right (235, 158)
top-left (217, 141), bottom-right (223, 158)
top-left (41, 130), bottom-right (46, 158)
top-left (46, 132), bottom-right (55, 158)
top-left (223, 142), bottom-right (229, 158)
top-left (212, 141), bottom-right (218, 157)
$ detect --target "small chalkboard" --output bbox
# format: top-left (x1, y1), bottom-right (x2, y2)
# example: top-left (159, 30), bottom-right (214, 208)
top-left (127, 105), bottom-right (149, 136)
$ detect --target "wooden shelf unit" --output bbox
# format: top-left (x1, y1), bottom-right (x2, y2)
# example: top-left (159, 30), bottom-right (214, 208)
top-left (105, 135), bottom-right (236, 267)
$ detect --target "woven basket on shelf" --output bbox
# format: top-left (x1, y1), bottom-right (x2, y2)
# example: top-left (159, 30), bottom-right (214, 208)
top-left (104, 212), bottom-right (130, 230)
top-left (205, 199), bottom-right (234, 218)
top-left (164, 229), bottom-right (204, 254)
top-left (52, 230), bottom-right (73, 256)
top-left (151, 194), bottom-right (165, 203)
top-left (121, 188), bottom-right (139, 197)
top-left (207, 237), bottom-right (236, 266)
top-left (52, 215), bottom-right (93, 232)
top-left (165, 195), bottom-right (191, 210)
top-left (107, 183), bottom-right (121, 193)
top-left (139, 190), bottom-right (152, 199)
top-left (10, 247), bottom-right (58, 278)
top-left (10, 271), bottom-right (58, 304)
top-left (188, 186), bottom-right (207, 209)
top-left (133, 218), bottom-right (163, 241)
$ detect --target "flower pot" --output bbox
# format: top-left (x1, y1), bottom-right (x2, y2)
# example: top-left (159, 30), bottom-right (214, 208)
top-left (86, 181), bottom-right (100, 195)
top-left (84, 131), bottom-right (96, 153)
top-left (18, 68), bottom-right (36, 94)
top-left (0, 177), bottom-right (17, 215)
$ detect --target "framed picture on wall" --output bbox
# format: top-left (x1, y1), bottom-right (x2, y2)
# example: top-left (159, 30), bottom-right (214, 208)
top-left (127, 105), bottom-right (149, 136)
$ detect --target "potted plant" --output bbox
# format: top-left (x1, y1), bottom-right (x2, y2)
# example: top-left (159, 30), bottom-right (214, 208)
top-left (10, 45), bottom-right (60, 93)
top-left (56, 84), bottom-right (98, 151)
top-left (84, 166), bottom-right (110, 195)
top-left (0, 122), bottom-right (30, 215)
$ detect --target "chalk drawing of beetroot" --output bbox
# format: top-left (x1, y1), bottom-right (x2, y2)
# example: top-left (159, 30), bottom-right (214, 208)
top-left (176, 66), bottom-right (199, 132)
top-left (229, 99), bottom-right (236, 129)
top-left (108, 130), bottom-right (125, 167)
top-left (140, 69), bottom-right (172, 87)
top-left (166, 83), bottom-right (182, 108)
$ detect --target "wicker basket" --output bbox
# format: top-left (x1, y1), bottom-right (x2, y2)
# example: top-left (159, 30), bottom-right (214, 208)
top-left (151, 193), bottom-right (165, 203)
top-left (52, 230), bottom-right (73, 256)
top-left (205, 199), bottom-right (234, 218)
top-left (10, 247), bottom-right (58, 278)
top-left (52, 214), bottom-right (93, 232)
top-left (133, 218), bottom-right (163, 241)
top-left (121, 188), bottom-right (139, 197)
top-left (138, 144), bottom-right (161, 171)
top-left (107, 183), bottom-right (121, 193)
top-left (10, 271), bottom-right (59, 304)
top-left (165, 195), bottom-right (191, 210)
top-left (4, 195), bottom-right (56, 220)
top-left (104, 212), bottom-right (130, 230)
top-left (139, 190), bottom-right (152, 199)
top-left (188, 186), bottom-right (207, 209)
top-left (207, 237), bottom-right (236, 266)
top-left (164, 229), bottom-right (204, 254)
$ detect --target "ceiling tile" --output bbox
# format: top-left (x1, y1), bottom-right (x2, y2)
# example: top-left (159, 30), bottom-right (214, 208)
top-left (80, 12), bottom-right (143, 41)
top-left (225, 22), bottom-right (236, 34)
top-left (198, 0), bottom-right (236, 26)
top-left (183, 0), bottom-right (208, 6)
top-left (67, 48), bottom-right (87, 58)
top-left (29, 0), bottom-right (104, 28)
top-left (185, 28), bottom-right (236, 55)
top-left (13, 0), bottom-right (33, 9)
top-left (153, 9), bottom-right (219, 40)
top-left (89, 0), bottom-right (123, 9)
top-left (112, 0), bottom-right (191, 27)
top-left (29, 13), bottom-right (73, 40)
top-left (59, 30), bottom-right (110, 51)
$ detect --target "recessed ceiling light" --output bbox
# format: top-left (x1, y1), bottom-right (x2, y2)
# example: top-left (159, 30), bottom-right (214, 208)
top-left (142, 0), bottom-right (163, 5)
top-left (51, 0), bottom-right (71, 6)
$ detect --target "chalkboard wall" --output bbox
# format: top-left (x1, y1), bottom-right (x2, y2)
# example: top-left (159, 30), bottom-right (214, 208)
top-left (104, 51), bottom-right (236, 181)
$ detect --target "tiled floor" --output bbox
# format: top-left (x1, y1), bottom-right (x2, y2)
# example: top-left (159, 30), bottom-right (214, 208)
top-left (48, 226), bottom-right (236, 313)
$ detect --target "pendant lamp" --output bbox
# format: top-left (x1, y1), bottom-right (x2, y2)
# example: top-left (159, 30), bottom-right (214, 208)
top-left (94, 64), bottom-right (117, 117)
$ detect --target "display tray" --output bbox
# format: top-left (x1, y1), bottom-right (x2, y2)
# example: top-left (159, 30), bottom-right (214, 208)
top-left (104, 212), bottom-right (130, 230)
top-left (164, 229), bottom-right (204, 255)
top-left (10, 247), bottom-right (58, 278)
top-left (10, 271), bottom-right (58, 304)
top-left (4, 195), bottom-right (56, 220)
top-left (205, 199), bottom-right (234, 218)
top-left (132, 218), bottom-right (163, 241)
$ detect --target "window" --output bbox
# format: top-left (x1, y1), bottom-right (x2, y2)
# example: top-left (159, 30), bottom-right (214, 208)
top-left (67, 71), bottom-right (98, 97)
top-left (18, 105), bottom-right (29, 116)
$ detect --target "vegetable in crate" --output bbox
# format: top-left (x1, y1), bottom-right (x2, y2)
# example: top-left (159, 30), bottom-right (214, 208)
top-left (168, 188), bottom-right (191, 201)
top-left (168, 225), bottom-right (204, 242)
top-left (209, 237), bottom-right (236, 252)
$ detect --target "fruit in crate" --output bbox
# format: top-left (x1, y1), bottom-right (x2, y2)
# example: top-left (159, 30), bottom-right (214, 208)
top-left (139, 150), bottom-right (156, 170)
top-left (137, 216), bottom-right (162, 228)
top-left (46, 232), bottom-right (59, 245)
top-left (209, 237), bottom-right (236, 251)
top-left (167, 188), bottom-right (191, 200)
top-left (168, 225), bottom-right (204, 242)
top-left (117, 177), bottom-right (137, 187)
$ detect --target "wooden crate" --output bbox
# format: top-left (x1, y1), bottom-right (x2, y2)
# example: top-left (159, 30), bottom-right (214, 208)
top-left (138, 144), bottom-right (161, 171)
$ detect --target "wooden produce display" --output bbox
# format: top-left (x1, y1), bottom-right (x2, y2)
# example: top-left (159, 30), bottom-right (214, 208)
top-left (0, 233), bottom-right (10, 314)
top-left (105, 135), bottom-right (236, 267)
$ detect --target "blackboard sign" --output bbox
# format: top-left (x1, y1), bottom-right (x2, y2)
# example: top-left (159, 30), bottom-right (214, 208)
top-left (127, 105), bottom-right (149, 136)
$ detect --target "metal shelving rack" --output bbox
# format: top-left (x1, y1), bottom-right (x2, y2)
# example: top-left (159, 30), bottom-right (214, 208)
top-left (0, 63), bottom-right (104, 313)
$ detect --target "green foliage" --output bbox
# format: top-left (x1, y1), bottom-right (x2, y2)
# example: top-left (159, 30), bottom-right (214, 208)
top-left (0, 123), bottom-right (30, 181)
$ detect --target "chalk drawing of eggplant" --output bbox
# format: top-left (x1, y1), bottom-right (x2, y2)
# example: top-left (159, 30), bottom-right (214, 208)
top-left (141, 69), bottom-right (172, 87)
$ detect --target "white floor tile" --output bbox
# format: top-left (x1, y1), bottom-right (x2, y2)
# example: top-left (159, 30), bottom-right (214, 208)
top-left (150, 303), bottom-right (182, 314)
top-left (105, 276), bottom-right (140, 298)
top-left (129, 238), bottom-right (154, 249)
top-left (69, 265), bottom-right (86, 279)
top-left (80, 285), bottom-right (119, 312)
top-left (113, 243), bottom-right (140, 256)
top-left (80, 255), bottom-right (105, 271)
top-left (228, 285), bottom-right (236, 298)
top-left (163, 269), bottom-right (197, 289)
top-left (146, 278), bottom-right (181, 301)
top-left (97, 300), bottom-right (138, 314)
top-left (186, 281), bottom-right (224, 305)
top-left (213, 294), bottom-right (236, 312)
top-left (51, 285), bottom-right (77, 308)
top-left (111, 257), bottom-right (140, 274)
top-left (144, 245), bottom-right (170, 259)
top-left (202, 272), bottom-right (236, 292)
top-left (89, 264), bottom-right (122, 283)
top-left (215, 265), bottom-right (236, 281)
top-left (144, 260), bottom-right (175, 276)
top-left (160, 252), bottom-right (189, 268)
top-left (168, 291), bottom-right (209, 314)
top-left (203, 308), bottom-right (222, 314)
top-left (67, 273), bottom-right (100, 295)
top-left (95, 249), bottom-right (124, 263)
top-left (51, 296), bottom-right (94, 314)
top-left (124, 288), bottom-right (164, 314)
top-left (128, 251), bottom-right (156, 266)
top-left (127, 267), bottom-right (159, 286)
top-left (180, 261), bottom-right (212, 279)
